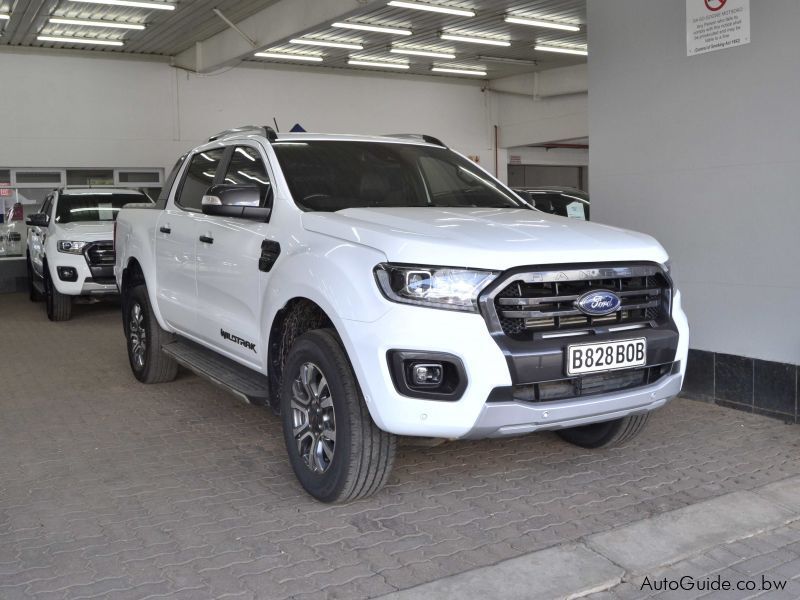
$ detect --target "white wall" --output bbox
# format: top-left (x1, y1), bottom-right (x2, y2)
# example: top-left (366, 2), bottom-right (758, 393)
top-left (588, 0), bottom-right (800, 364)
top-left (0, 49), bottom-right (494, 173)
top-left (489, 65), bottom-right (588, 150)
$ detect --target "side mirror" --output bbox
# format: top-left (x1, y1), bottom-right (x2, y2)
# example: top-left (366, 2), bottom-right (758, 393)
top-left (26, 213), bottom-right (50, 227)
top-left (201, 184), bottom-right (270, 221)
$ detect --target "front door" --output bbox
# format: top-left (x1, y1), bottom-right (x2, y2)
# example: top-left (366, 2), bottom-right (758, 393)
top-left (194, 144), bottom-right (276, 367)
top-left (29, 194), bottom-right (53, 278)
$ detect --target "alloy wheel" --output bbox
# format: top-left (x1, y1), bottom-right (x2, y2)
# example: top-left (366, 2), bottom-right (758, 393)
top-left (129, 302), bottom-right (147, 370)
top-left (291, 362), bottom-right (336, 473)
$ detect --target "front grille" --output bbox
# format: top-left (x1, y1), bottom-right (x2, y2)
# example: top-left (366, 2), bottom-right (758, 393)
top-left (489, 362), bottom-right (676, 404)
top-left (490, 265), bottom-right (671, 340)
top-left (84, 241), bottom-right (115, 267)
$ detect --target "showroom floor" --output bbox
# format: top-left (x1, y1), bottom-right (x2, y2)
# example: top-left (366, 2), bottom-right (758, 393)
top-left (1, 293), bottom-right (799, 600)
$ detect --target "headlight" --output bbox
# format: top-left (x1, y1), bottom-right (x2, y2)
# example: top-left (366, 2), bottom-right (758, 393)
top-left (57, 241), bottom-right (88, 254)
top-left (661, 259), bottom-right (674, 280)
top-left (374, 263), bottom-right (499, 312)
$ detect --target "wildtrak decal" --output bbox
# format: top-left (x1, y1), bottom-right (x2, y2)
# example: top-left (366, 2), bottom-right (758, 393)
top-left (220, 329), bottom-right (257, 353)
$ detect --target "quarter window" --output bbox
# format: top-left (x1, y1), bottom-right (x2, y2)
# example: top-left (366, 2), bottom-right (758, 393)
top-left (176, 149), bottom-right (225, 211)
top-left (223, 146), bottom-right (272, 207)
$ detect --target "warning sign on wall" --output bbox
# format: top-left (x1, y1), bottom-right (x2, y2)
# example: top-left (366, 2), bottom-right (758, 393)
top-left (687, 0), bottom-right (750, 56)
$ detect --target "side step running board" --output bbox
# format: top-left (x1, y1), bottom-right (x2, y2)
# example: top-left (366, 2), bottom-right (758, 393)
top-left (162, 338), bottom-right (272, 406)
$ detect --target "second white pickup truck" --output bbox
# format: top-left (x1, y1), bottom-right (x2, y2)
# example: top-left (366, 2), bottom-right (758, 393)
top-left (115, 126), bottom-right (689, 503)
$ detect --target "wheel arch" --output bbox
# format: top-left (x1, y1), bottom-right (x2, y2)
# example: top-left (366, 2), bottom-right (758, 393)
top-left (120, 256), bottom-right (171, 332)
top-left (266, 297), bottom-right (335, 411)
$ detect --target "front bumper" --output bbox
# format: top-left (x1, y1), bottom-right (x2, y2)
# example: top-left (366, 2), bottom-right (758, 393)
top-left (50, 254), bottom-right (117, 296)
top-left (339, 290), bottom-right (689, 440)
top-left (463, 371), bottom-right (682, 438)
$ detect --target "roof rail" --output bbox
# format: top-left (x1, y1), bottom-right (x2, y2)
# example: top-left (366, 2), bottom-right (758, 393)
top-left (208, 125), bottom-right (278, 143)
top-left (386, 133), bottom-right (446, 147)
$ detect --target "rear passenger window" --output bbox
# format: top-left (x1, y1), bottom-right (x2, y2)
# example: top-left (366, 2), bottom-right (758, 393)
top-left (176, 149), bottom-right (225, 211)
top-left (157, 153), bottom-right (188, 208)
top-left (223, 146), bottom-right (272, 207)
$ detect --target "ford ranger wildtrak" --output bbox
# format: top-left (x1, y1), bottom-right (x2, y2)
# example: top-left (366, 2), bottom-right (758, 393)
top-left (114, 127), bottom-right (689, 503)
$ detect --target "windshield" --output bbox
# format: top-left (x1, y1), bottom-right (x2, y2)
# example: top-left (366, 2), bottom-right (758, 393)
top-left (272, 141), bottom-right (529, 212)
top-left (54, 192), bottom-right (148, 224)
top-left (524, 191), bottom-right (590, 221)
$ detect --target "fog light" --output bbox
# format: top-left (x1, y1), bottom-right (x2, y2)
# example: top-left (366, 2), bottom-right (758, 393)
top-left (57, 267), bottom-right (78, 282)
top-left (412, 363), bottom-right (443, 386)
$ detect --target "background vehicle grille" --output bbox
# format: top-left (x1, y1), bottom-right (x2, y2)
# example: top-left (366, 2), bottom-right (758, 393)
top-left (84, 241), bottom-right (115, 267)
top-left (489, 265), bottom-right (671, 340)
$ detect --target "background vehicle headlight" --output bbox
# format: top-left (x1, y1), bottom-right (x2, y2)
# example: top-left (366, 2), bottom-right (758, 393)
top-left (374, 263), bottom-right (499, 312)
top-left (57, 241), bottom-right (88, 254)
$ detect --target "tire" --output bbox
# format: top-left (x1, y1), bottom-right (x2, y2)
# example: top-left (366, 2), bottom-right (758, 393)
top-left (124, 284), bottom-right (178, 384)
top-left (44, 267), bottom-right (72, 321)
top-left (557, 413), bottom-right (651, 449)
top-left (27, 257), bottom-right (42, 302)
top-left (280, 329), bottom-right (396, 503)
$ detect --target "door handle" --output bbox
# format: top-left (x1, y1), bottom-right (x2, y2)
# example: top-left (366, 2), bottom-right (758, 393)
top-left (199, 235), bottom-right (214, 244)
top-left (159, 226), bottom-right (172, 234)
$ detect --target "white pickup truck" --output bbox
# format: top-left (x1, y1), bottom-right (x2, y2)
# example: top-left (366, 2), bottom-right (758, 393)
top-left (26, 187), bottom-right (151, 321)
top-left (115, 127), bottom-right (689, 503)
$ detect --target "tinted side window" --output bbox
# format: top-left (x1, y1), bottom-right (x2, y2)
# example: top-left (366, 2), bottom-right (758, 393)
top-left (223, 146), bottom-right (272, 207)
top-left (41, 196), bottom-right (53, 216)
top-left (176, 149), bottom-right (225, 211)
top-left (157, 153), bottom-right (188, 208)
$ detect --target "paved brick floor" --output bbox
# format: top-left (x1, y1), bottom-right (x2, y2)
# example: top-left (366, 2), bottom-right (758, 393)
top-left (1, 293), bottom-right (799, 599)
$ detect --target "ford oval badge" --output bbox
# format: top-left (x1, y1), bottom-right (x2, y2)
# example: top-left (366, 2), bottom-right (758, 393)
top-left (575, 290), bottom-right (622, 316)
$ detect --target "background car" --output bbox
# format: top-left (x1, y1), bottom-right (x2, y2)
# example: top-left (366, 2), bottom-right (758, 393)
top-left (0, 202), bottom-right (25, 257)
top-left (513, 186), bottom-right (590, 221)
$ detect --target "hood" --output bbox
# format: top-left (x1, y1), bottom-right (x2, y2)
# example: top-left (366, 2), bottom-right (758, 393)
top-left (302, 207), bottom-right (668, 270)
top-left (54, 221), bottom-right (115, 240)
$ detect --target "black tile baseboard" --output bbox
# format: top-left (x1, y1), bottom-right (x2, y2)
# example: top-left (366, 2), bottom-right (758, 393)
top-left (683, 348), bottom-right (798, 424)
top-left (0, 260), bottom-right (28, 294)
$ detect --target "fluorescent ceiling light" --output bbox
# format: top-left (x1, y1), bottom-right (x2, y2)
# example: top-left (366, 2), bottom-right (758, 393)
top-left (289, 38), bottom-right (363, 50)
top-left (37, 35), bottom-right (124, 46)
top-left (254, 52), bottom-right (323, 62)
top-left (534, 44), bottom-right (587, 56)
top-left (348, 59), bottom-right (409, 69)
top-left (390, 47), bottom-right (455, 59)
top-left (505, 16), bottom-right (580, 32)
top-left (332, 22), bottom-right (411, 36)
top-left (66, 0), bottom-right (174, 9)
top-left (441, 33), bottom-right (510, 47)
top-left (49, 17), bottom-right (145, 30)
top-left (432, 67), bottom-right (486, 76)
top-left (388, 1), bottom-right (475, 17)
top-left (478, 55), bottom-right (537, 65)
top-left (0, 13), bottom-right (10, 20)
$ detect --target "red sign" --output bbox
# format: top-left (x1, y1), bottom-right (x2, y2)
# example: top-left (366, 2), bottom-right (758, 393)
top-left (705, 0), bottom-right (727, 11)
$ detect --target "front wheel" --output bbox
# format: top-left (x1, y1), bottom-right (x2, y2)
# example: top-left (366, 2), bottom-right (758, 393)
top-left (557, 413), bottom-right (651, 449)
top-left (44, 267), bottom-right (71, 321)
top-left (124, 284), bottom-right (178, 384)
top-left (281, 329), bottom-right (396, 503)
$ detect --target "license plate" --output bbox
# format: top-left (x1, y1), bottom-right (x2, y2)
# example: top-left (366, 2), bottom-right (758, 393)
top-left (566, 338), bottom-right (647, 376)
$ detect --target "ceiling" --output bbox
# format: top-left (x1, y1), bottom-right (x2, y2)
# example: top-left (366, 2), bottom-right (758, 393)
top-left (0, 0), bottom-right (587, 80)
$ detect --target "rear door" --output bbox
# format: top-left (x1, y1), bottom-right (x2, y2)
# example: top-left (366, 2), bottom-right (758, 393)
top-left (194, 143), bottom-right (276, 367)
top-left (155, 148), bottom-right (225, 335)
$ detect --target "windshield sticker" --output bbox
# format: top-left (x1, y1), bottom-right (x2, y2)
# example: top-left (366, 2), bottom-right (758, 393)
top-left (566, 202), bottom-right (586, 220)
